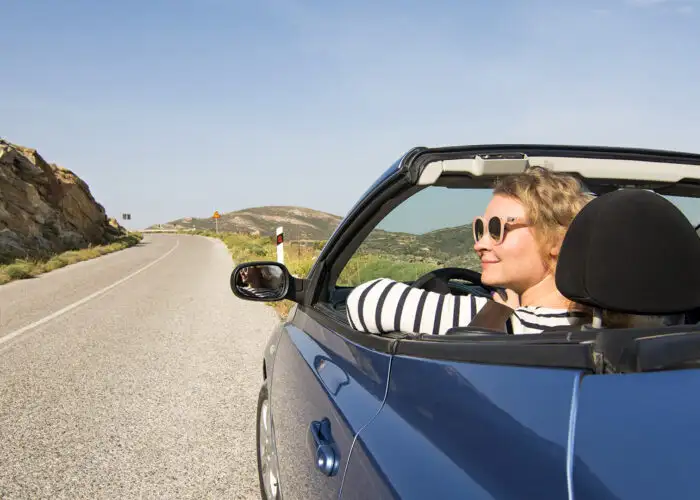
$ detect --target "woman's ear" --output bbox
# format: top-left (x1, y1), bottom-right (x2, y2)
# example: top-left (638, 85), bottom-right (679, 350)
top-left (550, 243), bottom-right (560, 258)
top-left (545, 240), bottom-right (563, 274)
top-left (549, 235), bottom-right (565, 258)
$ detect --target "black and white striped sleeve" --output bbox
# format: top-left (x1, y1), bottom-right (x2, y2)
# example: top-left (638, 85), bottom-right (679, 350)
top-left (346, 278), bottom-right (488, 335)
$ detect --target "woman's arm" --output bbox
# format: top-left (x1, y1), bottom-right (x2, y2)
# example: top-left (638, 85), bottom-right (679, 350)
top-left (346, 278), bottom-right (489, 336)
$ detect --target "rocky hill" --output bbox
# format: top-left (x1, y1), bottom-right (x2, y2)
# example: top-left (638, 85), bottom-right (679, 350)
top-left (153, 206), bottom-right (345, 241)
top-left (0, 139), bottom-right (126, 264)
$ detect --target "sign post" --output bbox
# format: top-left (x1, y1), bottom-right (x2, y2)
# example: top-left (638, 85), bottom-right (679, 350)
top-left (213, 210), bottom-right (221, 234)
top-left (276, 226), bottom-right (284, 264)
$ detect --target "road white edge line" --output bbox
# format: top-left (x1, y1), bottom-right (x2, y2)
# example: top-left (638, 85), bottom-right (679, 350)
top-left (0, 239), bottom-right (180, 347)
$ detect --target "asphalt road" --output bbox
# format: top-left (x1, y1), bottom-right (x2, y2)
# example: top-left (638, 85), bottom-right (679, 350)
top-left (0, 234), bottom-right (280, 499)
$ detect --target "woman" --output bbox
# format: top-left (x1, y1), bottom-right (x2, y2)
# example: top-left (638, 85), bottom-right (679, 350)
top-left (346, 166), bottom-right (594, 335)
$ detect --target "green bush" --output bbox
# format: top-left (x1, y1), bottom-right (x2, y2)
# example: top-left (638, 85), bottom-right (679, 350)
top-left (4, 261), bottom-right (34, 280)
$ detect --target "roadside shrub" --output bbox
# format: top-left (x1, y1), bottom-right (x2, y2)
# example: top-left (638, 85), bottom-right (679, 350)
top-left (0, 232), bottom-right (142, 286)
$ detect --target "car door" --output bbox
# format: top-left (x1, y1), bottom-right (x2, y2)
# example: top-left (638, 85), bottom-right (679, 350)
top-left (339, 337), bottom-right (621, 500)
top-left (268, 304), bottom-right (393, 500)
top-left (571, 333), bottom-right (700, 500)
top-left (259, 155), bottom-right (411, 499)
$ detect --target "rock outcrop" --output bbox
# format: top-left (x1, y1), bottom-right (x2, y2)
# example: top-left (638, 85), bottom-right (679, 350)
top-left (0, 139), bottom-right (126, 263)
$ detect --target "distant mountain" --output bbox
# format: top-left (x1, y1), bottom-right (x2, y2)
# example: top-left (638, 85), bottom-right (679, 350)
top-left (152, 206), bottom-right (479, 267)
top-left (361, 224), bottom-right (478, 267)
top-left (150, 206), bottom-right (344, 241)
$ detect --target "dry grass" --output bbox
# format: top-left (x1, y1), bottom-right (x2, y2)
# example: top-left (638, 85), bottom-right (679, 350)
top-left (0, 233), bottom-right (143, 285)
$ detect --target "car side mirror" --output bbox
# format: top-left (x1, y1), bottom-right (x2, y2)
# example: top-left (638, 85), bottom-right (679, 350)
top-left (230, 261), bottom-right (290, 302)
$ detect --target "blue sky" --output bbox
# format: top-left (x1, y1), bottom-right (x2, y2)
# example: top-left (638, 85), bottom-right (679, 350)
top-left (2, 0), bottom-right (700, 230)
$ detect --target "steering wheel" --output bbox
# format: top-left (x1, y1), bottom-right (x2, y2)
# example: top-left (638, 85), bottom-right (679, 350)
top-left (409, 267), bottom-right (498, 297)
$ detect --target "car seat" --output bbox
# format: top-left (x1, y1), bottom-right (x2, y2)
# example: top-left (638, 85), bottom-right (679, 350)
top-left (555, 188), bottom-right (700, 328)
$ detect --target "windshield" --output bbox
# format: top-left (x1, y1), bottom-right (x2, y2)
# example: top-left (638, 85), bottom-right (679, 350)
top-left (337, 185), bottom-right (700, 287)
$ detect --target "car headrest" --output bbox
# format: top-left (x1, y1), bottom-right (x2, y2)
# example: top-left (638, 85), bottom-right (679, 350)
top-left (555, 188), bottom-right (700, 315)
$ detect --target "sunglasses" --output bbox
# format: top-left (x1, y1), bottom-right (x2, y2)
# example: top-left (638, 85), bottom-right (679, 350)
top-left (473, 216), bottom-right (529, 245)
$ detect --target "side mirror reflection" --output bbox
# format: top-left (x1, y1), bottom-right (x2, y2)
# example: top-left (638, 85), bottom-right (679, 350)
top-left (231, 262), bottom-right (290, 301)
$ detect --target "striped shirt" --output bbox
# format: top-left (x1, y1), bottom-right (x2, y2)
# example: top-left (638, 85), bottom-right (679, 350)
top-left (239, 287), bottom-right (282, 300)
top-left (346, 278), bottom-right (590, 335)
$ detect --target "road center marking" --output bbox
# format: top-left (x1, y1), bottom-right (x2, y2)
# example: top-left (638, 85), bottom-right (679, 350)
top-left (0, 239), bottom-right (180, 348)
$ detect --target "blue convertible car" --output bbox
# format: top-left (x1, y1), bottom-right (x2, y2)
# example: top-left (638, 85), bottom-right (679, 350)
top-left (231, 144), bottom-right (700, 500)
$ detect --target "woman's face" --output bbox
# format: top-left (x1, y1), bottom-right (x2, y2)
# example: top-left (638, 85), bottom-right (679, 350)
top-left (473, 195), bottom-right (551, 293)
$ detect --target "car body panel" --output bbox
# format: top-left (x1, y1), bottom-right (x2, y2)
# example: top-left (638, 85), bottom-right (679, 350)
top-left (262, 322), bottom-right (285, 383)
top-left (573, 369), bottom-right (700, 500)
top-left (340, 357), bottom-right (616, 500)
top-left (268, 306), bottom-right (392, 499)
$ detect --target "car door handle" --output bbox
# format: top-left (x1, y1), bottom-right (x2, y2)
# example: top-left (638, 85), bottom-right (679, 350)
top-left (308, 418), bottom-right (340, 477)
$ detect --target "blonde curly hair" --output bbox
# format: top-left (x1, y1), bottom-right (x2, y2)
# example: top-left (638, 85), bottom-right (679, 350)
top-left (493, 166), bottom-right (594, 272)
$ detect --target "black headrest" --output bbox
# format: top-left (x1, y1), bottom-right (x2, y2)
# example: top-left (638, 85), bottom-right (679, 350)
top-left (556, 188), bottom-right (700, 315)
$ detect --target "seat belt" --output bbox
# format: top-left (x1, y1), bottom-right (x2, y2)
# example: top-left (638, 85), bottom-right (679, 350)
top-left (467, 300), bottom-right (515, 333)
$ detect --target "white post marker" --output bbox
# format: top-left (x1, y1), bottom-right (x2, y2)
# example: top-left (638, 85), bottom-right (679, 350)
top-left (276, 226), bottom-right (284, 264)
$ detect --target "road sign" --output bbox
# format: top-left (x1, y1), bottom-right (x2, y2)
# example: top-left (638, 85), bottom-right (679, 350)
top-left (213, 211), bottom-right (221, 234)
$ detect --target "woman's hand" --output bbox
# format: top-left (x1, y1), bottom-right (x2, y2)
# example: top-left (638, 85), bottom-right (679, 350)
top-left (492, 288), bottom-right (520, 308)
